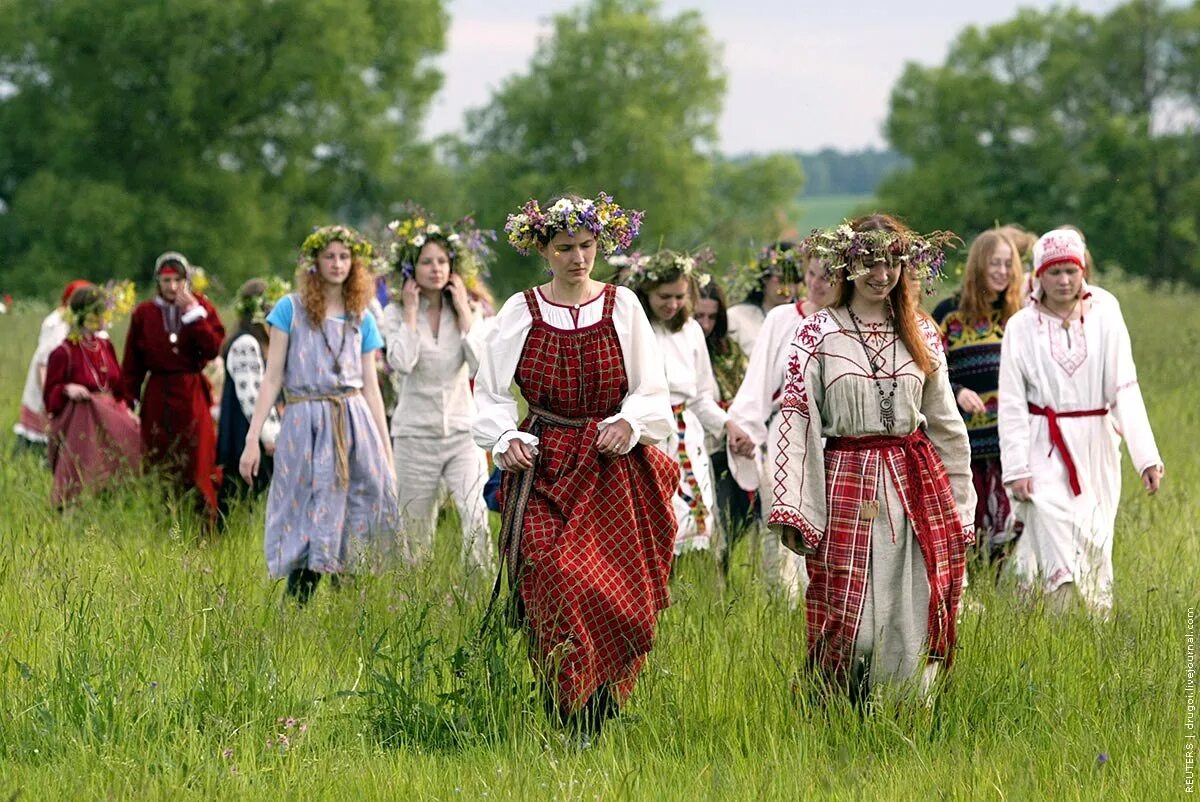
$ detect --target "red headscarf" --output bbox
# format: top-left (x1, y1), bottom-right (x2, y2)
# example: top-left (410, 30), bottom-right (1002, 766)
top-left (60, 279), bottom-right (92, 307)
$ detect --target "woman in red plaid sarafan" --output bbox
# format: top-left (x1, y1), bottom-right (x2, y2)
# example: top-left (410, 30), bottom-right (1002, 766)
top-left (769, 214), bottom-right (976, 702)
top-left (473, 194), bottom-right (679, 737)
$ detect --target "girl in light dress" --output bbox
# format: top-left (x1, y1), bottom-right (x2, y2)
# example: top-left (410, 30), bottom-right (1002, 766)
top-left (240, 225), bottom-right (399, 604)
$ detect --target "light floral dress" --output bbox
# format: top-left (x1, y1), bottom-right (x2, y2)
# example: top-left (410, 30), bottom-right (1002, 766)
top-left (264, 295), bottom-right (400, 578)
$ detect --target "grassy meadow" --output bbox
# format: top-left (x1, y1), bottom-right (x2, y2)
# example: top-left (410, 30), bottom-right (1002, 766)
top-left (0, 276), bottom-right (1196, 800)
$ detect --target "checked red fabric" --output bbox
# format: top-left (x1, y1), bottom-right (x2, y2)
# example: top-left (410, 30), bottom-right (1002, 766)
top-left (500, 284), bottom-right (679, 715)
top-left (811, 430), bottom-right (972, 688)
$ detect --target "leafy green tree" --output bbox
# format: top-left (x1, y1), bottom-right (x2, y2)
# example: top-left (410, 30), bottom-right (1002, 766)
top-left (0, 0), bottom-right (448, 297)
top-left (878, 0), bottom-right (1199, 284)
top-left (455, 0), bottom-right (802, 294)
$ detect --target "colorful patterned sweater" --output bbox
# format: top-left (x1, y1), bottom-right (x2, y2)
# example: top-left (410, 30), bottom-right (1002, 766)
top-left (933, 294), bottom-right (1007, 461)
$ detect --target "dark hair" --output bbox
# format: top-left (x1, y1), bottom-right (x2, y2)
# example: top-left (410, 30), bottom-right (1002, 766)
top-left (634, 267), bottom-right (698, 333)
top-left (697, 281), bottom-right (733, 357)
top-left (833, 214), bottom-right (936, 375)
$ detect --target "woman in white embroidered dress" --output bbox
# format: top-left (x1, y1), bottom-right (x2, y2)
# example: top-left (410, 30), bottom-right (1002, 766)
top-left (728, 249), bottom-right (838, 604)
top-left (769, 215), bottom-right (975, 701)
top-left (381, 208), bottom-right (493, 571)
top-left (998, 229), bottom-right (1163, 616)
top-left (622, 250), bottom-right (752, 556)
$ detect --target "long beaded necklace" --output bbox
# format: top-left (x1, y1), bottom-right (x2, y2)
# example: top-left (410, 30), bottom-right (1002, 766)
top-left (316, 312), bottom-right (351, 377)
top-left (846, 304), bottom-right (898, 433)
top-left (78, 335), bottom-right (111, 392)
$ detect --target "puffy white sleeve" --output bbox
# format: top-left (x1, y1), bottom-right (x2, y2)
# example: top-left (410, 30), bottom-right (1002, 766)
top-left (683, 319), bottom-right (729, 438)
top-left (382, 303), bottom-right (420, 375)
top-left (608, 286), bottom-right (674, 450)
top-left (998, 313), bottom-right (1034, 484)
top-left (35, 312), bottom-right (69, 366)
top-left (472, 292), bottom-right (538, 458)
top-left (1105, 302), bottom-right (1162, 475)
top-left (461, 306), bottom-right (487, 376)
top-left (766, 317), bottom-right (828, 553)
top-left (728, 310), bottom-right (790, 447)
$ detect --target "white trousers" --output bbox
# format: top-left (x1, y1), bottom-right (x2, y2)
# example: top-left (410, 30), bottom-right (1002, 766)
top-left (393, 432), bottom-right (493, 574)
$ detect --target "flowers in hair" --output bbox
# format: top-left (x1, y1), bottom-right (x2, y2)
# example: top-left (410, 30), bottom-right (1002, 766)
top-left (505, 193), bottom-right (643, 256)
top-left (297, 224), bottom-right (376, 274)
top-left (386, 203), bottom-right (496, 283)
top-left (801, 222), bottom-right (960, 293)
top-left (235, 276), bottom-right (292, 325)
top-left (66, 280), bottom-right (136, 341)
top-left (613, 248), bottom-right (714, 290)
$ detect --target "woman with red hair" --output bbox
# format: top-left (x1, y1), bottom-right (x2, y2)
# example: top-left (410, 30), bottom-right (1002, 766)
top-left (769, 214), bottom-right (975, 702)
top-left (998, 229), bottom-right (1163, 616)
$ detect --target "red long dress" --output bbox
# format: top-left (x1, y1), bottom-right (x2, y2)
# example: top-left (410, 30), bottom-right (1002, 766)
top-left (500, 285), bottom-right (679, 714)
top-left (120, 295), bottom-right (224, 517)
top-left (44, 336), bottom-right (141, 505)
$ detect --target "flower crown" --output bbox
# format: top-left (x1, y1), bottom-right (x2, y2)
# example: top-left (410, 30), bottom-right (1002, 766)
top-left (505, 192), bottom-right (643, 256)
top-left (298, 224), bottom-right (376, 274)
top-left (801, 222), bottom-right (960, 293)
top-left (66, 280), bottom-right (136, 341)
top-left (235, 276), bottom-right (292, 325)
top-left (612, 248), bottom-right (714, 291)
top-left (725, 242), bottom-right (808, 303)
top-left (386, 203), bottom-right (496, 284)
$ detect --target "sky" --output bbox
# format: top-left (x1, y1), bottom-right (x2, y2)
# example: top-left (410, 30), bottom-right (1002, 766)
top-left (425, 0), bottom-right (1124, 155)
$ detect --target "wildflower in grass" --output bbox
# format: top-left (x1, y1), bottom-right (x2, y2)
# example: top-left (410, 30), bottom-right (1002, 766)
top-left (222, 747), bottom-right (233, 760)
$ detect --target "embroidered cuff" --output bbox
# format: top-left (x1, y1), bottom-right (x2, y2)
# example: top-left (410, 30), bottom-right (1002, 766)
top-left (767, 508), bottom-right (822, 554)
top-left (181, 305), bottom-right (208, 325)
top-left (493, 430), bottom-right (539, 462)
top-left (600, 413), bottom-right (642, 454)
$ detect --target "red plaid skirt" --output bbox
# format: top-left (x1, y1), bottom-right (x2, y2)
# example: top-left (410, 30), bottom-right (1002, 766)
top-left (499, 287), bottom-right (678, 714)
top-left (810, 430), bottom-right (971, 686)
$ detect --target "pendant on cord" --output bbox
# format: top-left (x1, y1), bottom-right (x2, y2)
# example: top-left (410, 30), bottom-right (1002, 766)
top-left (880, 396), bottom-right (895, 432)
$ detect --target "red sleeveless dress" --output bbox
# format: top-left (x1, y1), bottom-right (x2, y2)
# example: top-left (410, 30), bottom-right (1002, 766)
top-left (501, 284), bottom-right (679, 714)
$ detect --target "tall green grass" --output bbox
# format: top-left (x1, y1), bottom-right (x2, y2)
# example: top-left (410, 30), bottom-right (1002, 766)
top-left (0, 276), bottom-right (1194, 799)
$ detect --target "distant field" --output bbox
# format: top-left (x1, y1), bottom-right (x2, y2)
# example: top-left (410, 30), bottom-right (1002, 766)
top-left (796, 193), bottom-right (874, 232)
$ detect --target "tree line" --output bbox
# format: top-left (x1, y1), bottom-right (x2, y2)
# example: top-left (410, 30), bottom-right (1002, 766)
top-left (0, 0), bottom-right (1195, 299)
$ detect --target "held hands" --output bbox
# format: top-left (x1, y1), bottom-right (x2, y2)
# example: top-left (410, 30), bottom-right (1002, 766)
top-left (1007, 478), bottom-right (1034, 502)
top-left (1142, 465), bottom-right (1164, 495)
top-left (240, 440), bottom-right (261, 484)
top-left (596, 418), bottom-right (634, 457)
top-left (727, 420), bottom-right (755, 458)
top-left (780, 525), bottom-right (806, 556)
top-left (956, 387), bottom-right (987, 416)
top-left (64, 383), bottom-right (92, 402)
